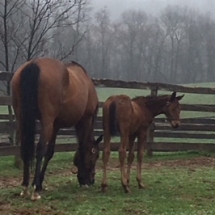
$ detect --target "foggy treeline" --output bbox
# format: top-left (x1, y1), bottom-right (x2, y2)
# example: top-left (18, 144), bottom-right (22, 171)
top-left (0, 0), bottom-right (215, 84)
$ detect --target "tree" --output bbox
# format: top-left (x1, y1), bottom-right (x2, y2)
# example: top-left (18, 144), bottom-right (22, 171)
top-left (50, 0), bottom-right (90, 61)
top-left (93, 7), bottom-right (112, 78)
top-left (160, 5), bottom-right (188, 83)
top-left (0, 0), bottom-right (90, 167)
top-left (116, 10), bottom-right (148, 81)
top-left (0, 0), bottom-right (26, 147)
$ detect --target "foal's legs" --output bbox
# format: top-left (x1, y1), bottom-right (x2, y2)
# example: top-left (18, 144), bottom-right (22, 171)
top-left (119, 132), bottom-right (130, 193)
top-left (101, 130), bottom-right (111, 192)
top-left (126, 135), bottom-right (136, 186)
top-left (38, 127), bottom-right (59, 191)
top-left (136, 132), bottom-right (147, 189)
top-left (31, 120), bottom-right (54, 200)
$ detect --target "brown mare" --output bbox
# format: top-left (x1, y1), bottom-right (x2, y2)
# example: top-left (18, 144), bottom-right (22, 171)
top-left (101, 92), bottom-right (184, 193)
top-left (11, 57), bottom-right (103, 200)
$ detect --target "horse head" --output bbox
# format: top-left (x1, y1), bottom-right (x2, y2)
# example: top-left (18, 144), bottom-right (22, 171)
top-left (73, 135), bottom-right (103, 187)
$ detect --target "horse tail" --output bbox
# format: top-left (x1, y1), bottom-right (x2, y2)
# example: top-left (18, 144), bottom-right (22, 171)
top-left (109, 101), bottom-right (119, 136)
top-left (20, 62), bottom-right (40, 166)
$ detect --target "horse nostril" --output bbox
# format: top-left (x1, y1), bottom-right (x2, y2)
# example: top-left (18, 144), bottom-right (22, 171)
top-left (174, 123), bottom-right (179, 128)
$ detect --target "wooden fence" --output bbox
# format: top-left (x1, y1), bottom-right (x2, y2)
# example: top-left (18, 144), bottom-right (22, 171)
top-left (0, 72), bottom-right (215, 156)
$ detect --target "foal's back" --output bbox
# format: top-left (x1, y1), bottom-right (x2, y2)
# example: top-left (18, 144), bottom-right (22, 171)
top-left (103, 95), bottom-right (133, 135)
top-left (103, 94), bottom-right (150, 135)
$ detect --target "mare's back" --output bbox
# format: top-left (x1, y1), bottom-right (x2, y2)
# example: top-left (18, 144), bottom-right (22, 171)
top-left (34, 58), bottom-right (69, 113)
top-left (66, 62), bottom-right (98, 104)
top-left (59, 62), bottom-right (99, 122)
top-left (11, 58), bottom-right (69, 112)
top-left (66, 62), bottom-right (93, 87)
top-left (35, 58), bottom-right (69, 89)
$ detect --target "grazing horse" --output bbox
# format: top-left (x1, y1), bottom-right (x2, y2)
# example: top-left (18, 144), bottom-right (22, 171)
top-left (11, 57), bottom-right (103, 200)
top-left (101, 92), bottom-right (184, 193)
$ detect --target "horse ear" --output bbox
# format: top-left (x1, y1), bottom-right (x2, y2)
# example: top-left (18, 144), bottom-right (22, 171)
top-left (169, 91), bottom-right (176, 102)
top-left (95, 135), bottom-right (103, 145)
top-left (176, 94), bottom-right (184, 101)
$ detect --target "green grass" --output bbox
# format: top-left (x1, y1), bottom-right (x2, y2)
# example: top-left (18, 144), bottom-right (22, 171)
top-left (0, 83), bottom-right (215, 214)
top-left (1, 152), bottom-right (215, 214)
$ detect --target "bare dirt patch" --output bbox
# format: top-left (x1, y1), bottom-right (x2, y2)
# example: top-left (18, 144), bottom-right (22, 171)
top-left (0, 177), bottom-right (20, 189)
top-left (1, 156), bottom-right (215, 189)
top-left (0, 205), bottom-right (63, 215)
top-left (96, 156), bottom-right (215, 171)
top-left (145, 156), bottom-right (215, 169)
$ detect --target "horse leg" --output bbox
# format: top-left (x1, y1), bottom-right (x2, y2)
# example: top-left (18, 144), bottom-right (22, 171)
top-left (101, 130), bottom-right (111, 193)
top-left (20, 158), bottom-right (31, 197)
top-left (75, 117), bottom-right (92, 186)
top-left (119, 133), bottom-right (130, 193)
top-left (126, 135), bottom-right (136, 187)
top-left (136, 132), bottom-right (147, 189)
top-left (17, 127), bottom-right (30, 197)
top-left (20, 161), bottom-right (31, 197)
top-left (31, 121), bottom-right (54, 201)
top-left (38, 127), bottom-right (59, 191)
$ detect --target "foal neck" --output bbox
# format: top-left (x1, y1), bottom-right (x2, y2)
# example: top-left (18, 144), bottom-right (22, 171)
top-left (133, 95), bottom-right (169, 118)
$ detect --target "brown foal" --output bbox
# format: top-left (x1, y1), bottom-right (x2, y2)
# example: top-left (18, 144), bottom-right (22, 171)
top-left (101, 92), bottom-right (184, 193)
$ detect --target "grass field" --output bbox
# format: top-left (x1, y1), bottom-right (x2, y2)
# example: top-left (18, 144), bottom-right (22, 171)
top-left (0, 82), bottom-right (215, 214)
top-left (1, 152), bottom-right (215, 215)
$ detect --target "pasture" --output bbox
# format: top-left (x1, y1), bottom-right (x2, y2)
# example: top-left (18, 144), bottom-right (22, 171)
top-left (1, 152), bottom-right (215, 215)
top-left (0, 81), bottom-right (215, 214)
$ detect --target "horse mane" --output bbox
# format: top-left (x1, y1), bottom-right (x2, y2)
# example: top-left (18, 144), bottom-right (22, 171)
top-left (65, 61), bottom-right (87, 74)
top-left (132, 95), bottom-right (170, 108)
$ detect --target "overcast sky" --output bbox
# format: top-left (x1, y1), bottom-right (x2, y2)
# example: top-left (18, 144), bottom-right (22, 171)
top-left (90, 0), bottom-right (215, 19)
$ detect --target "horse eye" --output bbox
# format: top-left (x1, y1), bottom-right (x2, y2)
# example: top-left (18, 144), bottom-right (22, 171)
top-left (91, 148), bottom-right (96, 154)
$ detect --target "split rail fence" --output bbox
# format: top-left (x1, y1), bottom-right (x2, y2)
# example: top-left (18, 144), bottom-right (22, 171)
top-left (0, 72), bottom-right (215, 156)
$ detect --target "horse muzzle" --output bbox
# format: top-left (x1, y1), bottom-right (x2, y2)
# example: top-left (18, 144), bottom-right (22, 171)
top-left (170, 120), bottom-right (180, 128)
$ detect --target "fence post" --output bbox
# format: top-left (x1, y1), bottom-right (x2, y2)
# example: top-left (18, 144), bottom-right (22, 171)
top-left (146, 86), bottom-right (158, 157)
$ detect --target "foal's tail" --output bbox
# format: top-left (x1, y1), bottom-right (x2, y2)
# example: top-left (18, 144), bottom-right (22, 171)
top-left (20, 63), bottom-right (40, 165)
top-left (109, 101), bottom-right (119, 136)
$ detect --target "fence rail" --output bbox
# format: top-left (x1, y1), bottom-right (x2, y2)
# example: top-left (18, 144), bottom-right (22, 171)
top-left (0, 71), bottom-right (214, 156)
top-left (1, 141), bottom-right (215, 157)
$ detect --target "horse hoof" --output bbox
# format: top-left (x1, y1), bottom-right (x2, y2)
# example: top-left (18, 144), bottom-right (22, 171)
top-left (122, 185), bottom-right (131, 194)
top-left (138, 183), bottom-right (146, 189)
top-left (80, 184), bottom-right (89, 188)
top-left (20, 189), bottom-right (30, 197)
top-left (124, 187), bottom-right (131, 194)
top-left (101, 184), bottom-right (108, 193)
top-left (37, 185), bottom-right (48, 192)
top-left (31, 192), bottom-right (41, 201)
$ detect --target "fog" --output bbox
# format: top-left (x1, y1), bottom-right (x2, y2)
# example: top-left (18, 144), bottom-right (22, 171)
top-left (91, 0), bottom-right (215, 20)
top-left (0, 0), bottom-right (215, 84)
